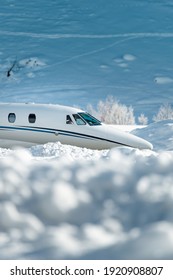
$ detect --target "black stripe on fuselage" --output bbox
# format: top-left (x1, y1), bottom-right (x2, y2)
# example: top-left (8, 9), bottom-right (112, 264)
top-left (23, 125), bottom-right (132, 148)
top-left (0, 125), bottom-right (133, 148)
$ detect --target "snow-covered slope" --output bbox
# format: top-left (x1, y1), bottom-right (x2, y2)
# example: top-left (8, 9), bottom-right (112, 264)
top-left (132, 119), bottom-right (173, 151)
top-left (0, 121), bottom-right (173, 260)
top-left (1, 0), bottom-right (173, 120)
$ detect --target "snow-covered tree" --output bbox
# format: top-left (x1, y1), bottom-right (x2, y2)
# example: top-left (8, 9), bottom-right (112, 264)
top-left (138, 113), bottom-right (148, 125)
top-left (153, 103), bottom-right (173, 122)
top-left (87, 96), bottom-right (135, 125)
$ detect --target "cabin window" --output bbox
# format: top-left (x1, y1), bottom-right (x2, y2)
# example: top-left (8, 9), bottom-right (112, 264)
top-left (73, 114), bottom-right (86, 125)
top-left (8, 113), bottom-right (16, 123)
top-left (78, 112), bottom-right (101, 126)
top-left (66, 115), bottom-right (73, 124)
top-left (28, 113), bottom-right (36, 123)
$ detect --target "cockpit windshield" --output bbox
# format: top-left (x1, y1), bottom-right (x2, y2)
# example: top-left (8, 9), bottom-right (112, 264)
top-left (78, 112), bottom-right (101, 126)
top-left (71, 112), bottom-right (102, 126)
top-left (73, 114), bottom-right (86, 125)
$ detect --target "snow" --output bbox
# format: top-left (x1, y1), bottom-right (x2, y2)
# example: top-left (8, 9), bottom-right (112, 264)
top-left (133, 120), bottom-right (173, 152)
top-left (123, 54), bottom-right (136, 62)
top-left (1, 0), bottom-right (173, 260)
top-left (1, 1), bottom-right (173, 120)
top-left (0, 121), bottom-right (173, 260)
top-left (154, 77), bottom-right (173, 85)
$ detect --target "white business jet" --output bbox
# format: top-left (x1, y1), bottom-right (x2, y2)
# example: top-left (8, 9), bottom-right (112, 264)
top-left (0, 103), bottom-right (153, 150)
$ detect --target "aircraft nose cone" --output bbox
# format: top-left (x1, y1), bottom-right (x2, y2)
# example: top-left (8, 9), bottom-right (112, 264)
top-left (138, 138), bottom-right (153, 150)
top-left (125, 132), bottom-right (153, 150)
top-left (147, 141), bottom-right (153, 150)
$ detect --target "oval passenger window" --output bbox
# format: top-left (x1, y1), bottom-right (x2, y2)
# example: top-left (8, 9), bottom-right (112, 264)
top-left (28, 113), bottom-right (36, 123)
top-left (8, 113), bottom-right (16, 123)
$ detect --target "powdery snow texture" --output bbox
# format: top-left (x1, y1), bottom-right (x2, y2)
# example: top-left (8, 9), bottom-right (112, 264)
top-left (0, 121), bottom-right (173, 260)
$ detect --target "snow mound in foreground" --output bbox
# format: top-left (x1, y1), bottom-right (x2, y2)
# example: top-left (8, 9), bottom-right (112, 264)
top-left (0, 144), bottom-right (173, 260)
